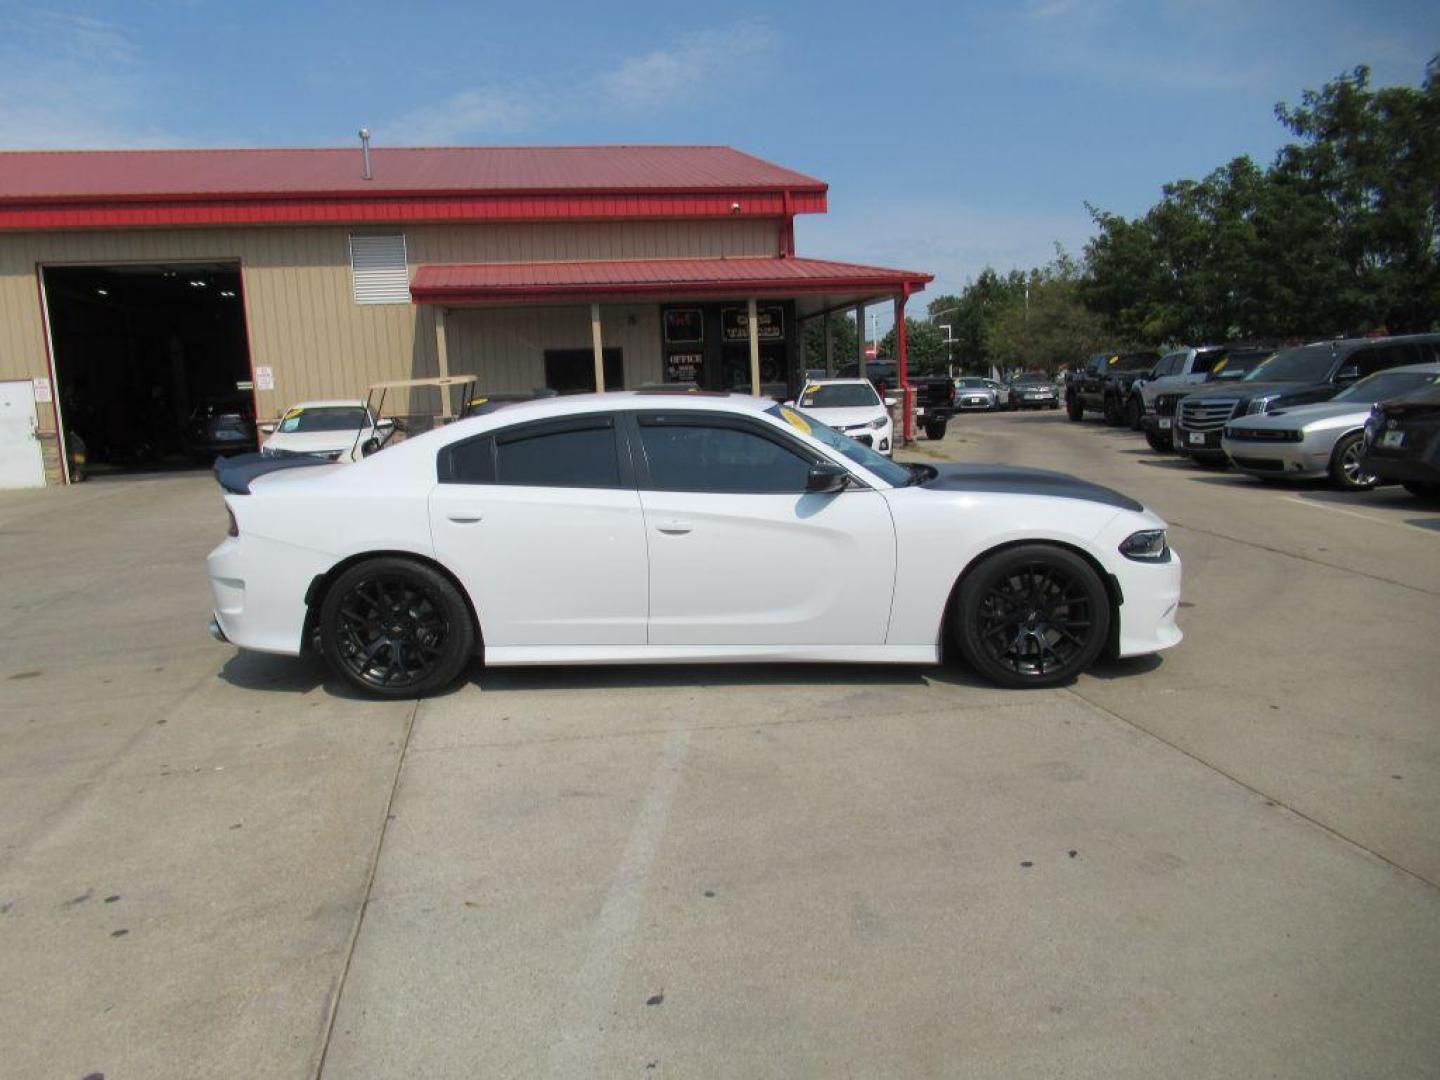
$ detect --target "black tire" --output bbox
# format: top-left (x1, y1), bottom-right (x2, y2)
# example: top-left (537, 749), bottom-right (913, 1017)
top-left (1125, 396), bottom-right (1143, 430)
top-left (1066, 398), bottom-right (1084, 422)
top-left (951, 544), bottom-right (1112, 689)
top-left (1402, 481), bottom-right (1440, 498)
top-left (1048, 402), bottom-right (1059, 410)
top-left (1328, 431), bottom-right (1377, 491)
top-left (925, 419), bottom-right (948, 440)
top-left (1144, 428), bottom-right (1172, 453)
top-left (320, 557), bottom-right (476, 698)
top-left (1102, 395), bottom-right (1124, 426)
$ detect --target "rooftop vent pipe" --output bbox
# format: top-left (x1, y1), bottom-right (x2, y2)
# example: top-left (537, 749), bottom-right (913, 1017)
top-left (358, 128), bottom-right (373, 180)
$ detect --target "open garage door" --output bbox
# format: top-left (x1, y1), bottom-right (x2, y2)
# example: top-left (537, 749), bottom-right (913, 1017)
top-left (43, 262), bottom-right (255, 477)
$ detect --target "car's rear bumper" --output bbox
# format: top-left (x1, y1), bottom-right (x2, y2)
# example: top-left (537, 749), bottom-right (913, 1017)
top-left (1362, 453), bottom-right (1440, 486)
top-left (207, 535), bottom-right (319, 656)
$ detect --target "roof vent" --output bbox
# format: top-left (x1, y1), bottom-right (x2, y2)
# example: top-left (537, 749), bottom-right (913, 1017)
top-left (358, 128), bottom-right (373, 180)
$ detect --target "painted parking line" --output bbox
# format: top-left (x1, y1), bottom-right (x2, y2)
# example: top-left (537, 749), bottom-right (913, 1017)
top-left (1282, 495), bottom-right (1439, 536)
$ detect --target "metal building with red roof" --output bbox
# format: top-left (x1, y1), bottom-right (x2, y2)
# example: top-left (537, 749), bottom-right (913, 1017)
top-left (0, 143), bottom-right (930, 485)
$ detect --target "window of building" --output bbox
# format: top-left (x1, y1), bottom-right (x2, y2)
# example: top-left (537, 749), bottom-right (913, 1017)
top-left (349, 235), bottom-right (410, 305)
top-left (637, 418), bottom-right (812, 493)
top-left (544, 348), bottom-right (624, 394)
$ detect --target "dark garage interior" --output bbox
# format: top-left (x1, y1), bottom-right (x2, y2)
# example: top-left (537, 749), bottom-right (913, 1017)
top-left (44, 262), bottom-right (255, 474)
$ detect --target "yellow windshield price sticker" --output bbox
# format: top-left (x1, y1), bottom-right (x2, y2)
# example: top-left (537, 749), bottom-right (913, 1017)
top-left (1211, 358), bottom-right (1227, 373)
top-left (780, 407), bottom-right (812, 435)
top-left (1107, 355), bottom-right (1119, 366)
top-left (803, 385), bottom-right (822, 397)
top-left (283, 407), bottom-right (304, 419)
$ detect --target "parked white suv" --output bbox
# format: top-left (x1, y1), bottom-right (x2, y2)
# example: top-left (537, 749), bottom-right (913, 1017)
top-left (791, 378), bottom-right (895, 456)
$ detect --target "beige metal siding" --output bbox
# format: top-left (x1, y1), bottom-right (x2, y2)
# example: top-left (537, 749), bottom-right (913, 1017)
top-left (0, 217), bottom-right (778, 436)
top-left (445, 305), bottom-right (662, 392)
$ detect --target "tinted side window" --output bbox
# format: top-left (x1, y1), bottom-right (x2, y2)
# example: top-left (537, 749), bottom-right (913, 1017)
top-left (439, 418), bottom-right (621, 488)
top-left (1348, 345), bottom-right (1417, 377)
top-left (638, 421), bottom-right (812, 493)
top-left (1192, 351), bottom-right (1221, 374)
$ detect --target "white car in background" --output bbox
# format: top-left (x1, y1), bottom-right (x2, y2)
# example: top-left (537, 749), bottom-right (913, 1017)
top-left (260, 400), bottom-right (391, 462)
top-left (792, 378), bottom-right (895, 456)
top-left (1221, 363), bottom-right (1440, 490)
top-left (208, 392), bottom-right (1182, 698)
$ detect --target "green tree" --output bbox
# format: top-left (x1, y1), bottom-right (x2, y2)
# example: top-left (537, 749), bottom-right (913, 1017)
top-left (988, 251), bottom-right (1107, 375)
top-left (878, 317), bottom-right (948, 373)
top-left (802, 313), bottom-right (860, 371)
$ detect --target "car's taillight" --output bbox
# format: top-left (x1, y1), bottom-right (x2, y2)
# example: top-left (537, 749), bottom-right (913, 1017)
top-left (226, 506), bottom-right (238, 537)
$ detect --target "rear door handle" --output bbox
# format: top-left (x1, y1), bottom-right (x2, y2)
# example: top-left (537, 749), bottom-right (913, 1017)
top-left (655, 519), bottom-right (692, 535)
top-left (447, 515), bottom-right (483, 525)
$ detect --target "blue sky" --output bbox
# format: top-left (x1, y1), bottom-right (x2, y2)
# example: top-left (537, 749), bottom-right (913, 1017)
top-left (2, 0), bottom-right (1436, 324)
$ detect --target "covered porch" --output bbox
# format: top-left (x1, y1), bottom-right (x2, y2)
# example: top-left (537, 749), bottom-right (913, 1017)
top-left (409, 255), bottom-right (932, 439)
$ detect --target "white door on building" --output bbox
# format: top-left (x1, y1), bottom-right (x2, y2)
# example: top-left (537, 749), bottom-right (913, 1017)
top-left (0, 382), bottom-right (46, 489)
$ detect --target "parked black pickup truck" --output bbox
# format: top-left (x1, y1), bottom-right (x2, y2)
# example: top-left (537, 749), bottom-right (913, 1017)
top-left (1066, 351), bottom-right (1161, 425)
top-left (1176, 333), bottom-right (1440, 464)
top-left (839, 361), bottom-right (956, 439)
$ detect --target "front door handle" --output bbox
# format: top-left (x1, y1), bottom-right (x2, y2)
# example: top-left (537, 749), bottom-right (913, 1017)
top-left (655, 519), bottom-right (692, 535)
top-left (447, 515), bottom-right (483, 525)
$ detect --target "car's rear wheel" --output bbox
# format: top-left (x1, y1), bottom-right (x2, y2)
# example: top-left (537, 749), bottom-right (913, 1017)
top-left (1066, 399), bottom-right (1084, 422)
top-left (320, 557), bottom-right (475, 698)
top-left (951, 545), bottom-right (1111, 689)
top-left (925, 419), bottom-right (948, 440)
top-left (1102, 396), bottom-right (1124, 426)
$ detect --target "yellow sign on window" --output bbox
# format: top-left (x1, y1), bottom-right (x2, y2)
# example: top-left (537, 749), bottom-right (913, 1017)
top-left (779, 407), bottom-right (812, 435)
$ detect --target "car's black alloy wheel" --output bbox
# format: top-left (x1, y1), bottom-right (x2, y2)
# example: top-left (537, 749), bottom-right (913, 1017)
top-left (320, 557), bottom-right (475, 698)
top-left (1329, 432), bottom-right (1377, 491)
top-left (1144, 428), bottom-right (1172, 453)
top-left (1066, 399), bottom-right (1084, 422)
top-left (953, 545), bottom-right (1111, 688)
top-left (1125, 396), bottom-right (1143, 430)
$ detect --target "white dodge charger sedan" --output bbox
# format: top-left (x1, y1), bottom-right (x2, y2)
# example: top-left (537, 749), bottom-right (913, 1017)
top-left (208, 392), bottom-right (1181, 697)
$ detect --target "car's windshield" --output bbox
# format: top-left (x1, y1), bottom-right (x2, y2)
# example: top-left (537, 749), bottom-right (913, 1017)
top-left (1333, 369), bottom-right (1440, 403)
top-left (1209, 351), bottom-right (1271, 380)
top-left (767, 404), bottom-right (912, 486)
top-left (277, 406), bottom-right (369, 434)
top-left (1108, 353), bottom-right (1158, 373)
top-left (798, 383), bottom-right (880, 409)
top-left (192, 402), bottom-right (248, 420)
top-left (1012, 372), bottom-right (1048, 385)
top-left (1243, 345), bottom-right (1335, 383)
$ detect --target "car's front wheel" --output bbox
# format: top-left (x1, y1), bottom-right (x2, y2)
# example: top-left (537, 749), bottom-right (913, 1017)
top-left (1125, 396), bottom-right (1144, 430)
top-left (320, 557), bottom-right (476, 698)
top-left (1328, 432), bottom-right (1377, 491)
top-left (951, 544), bottom-right (1111, 688)
top-left (1144, 428), bottom-right (1173, 453)
top-left (925, 419), bottom-right (948, 440)
top-left (1066, 399), bottom-right (1084, 422)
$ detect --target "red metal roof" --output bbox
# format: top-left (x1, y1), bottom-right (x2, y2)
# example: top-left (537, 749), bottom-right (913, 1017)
top-left (0, 146), bottom-right (827, 231)
top-left (410, 256), bottom-right (932, 304)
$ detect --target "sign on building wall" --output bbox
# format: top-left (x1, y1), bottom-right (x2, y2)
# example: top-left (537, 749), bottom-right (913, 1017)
top-left (663, 308), bottom-right (704, 344)
top-left (254, 366), bottom-right (275, 391)
top-left (32, 377), bottom-right (52, 403)
top-left (721, 305), bottom-right (784, 342)
top-left (665, 353), bottom-right (703, 382)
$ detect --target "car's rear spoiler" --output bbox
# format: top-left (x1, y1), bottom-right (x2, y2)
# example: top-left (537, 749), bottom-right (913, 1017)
top-left (214, 452), bottom-right (333, 494)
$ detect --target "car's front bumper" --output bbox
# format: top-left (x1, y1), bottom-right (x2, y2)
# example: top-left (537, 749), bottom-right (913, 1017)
top-left (1113, 548), bottom-right (1184, 657)
top-left (1221, 429), bottom-right (1338, 479)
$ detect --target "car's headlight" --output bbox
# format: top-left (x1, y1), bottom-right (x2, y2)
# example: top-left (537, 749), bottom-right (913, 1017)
top-left (1245, 395), bottom-right (1275, 415)
top-left (868, 417), bottom-right (888, 429)
top-left (1119, 529), bottom-right (1169, 562)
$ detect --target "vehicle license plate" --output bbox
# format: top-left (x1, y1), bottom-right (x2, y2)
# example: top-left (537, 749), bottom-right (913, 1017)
top-left (1381, 430), bottom-right (1405, 449)
top-left (1158, 418), bottom-right (1172, 430)
top-left (915, 407), bottom-right (925, 416)
top-left (1188, 431), bottom-right (1206, 445)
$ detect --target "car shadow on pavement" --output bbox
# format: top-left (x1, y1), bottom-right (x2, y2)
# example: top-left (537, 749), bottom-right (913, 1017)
top-left (467, 661), bottom-right (994, 694)
top-left (217, 650), bottom-right (375, 700)
top-left (1086, 654), bottom-right (1164, 681)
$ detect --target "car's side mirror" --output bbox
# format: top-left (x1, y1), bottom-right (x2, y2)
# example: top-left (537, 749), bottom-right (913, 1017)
top-left (1335, 365), bottom-right (1361, 383)
top-left (884, 397), bottom-right (898, 407)
top-left (258, 421), bottom-right (276, 434)
top-left (806, 461), bottom-right (851, 494)
top-left (376, 417), bottom-right (396, 430)
top-left (783, 400), bottom-right (795, 409)
top-left (360, 437), bottom-right (381, 458)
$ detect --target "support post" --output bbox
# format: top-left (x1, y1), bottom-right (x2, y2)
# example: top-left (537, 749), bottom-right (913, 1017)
top-left (434, 306), bottom-right (452, 418)
top-left (854, 304), bottom-right (866, 378)
top-left (747, 297), bottom-right (762, 396)
top-left (823, 316), bottom-right (833, 376)
top-left (590, 303), bottom-right (605, 392)
top-left (895, 292), bottom-right (912, 444)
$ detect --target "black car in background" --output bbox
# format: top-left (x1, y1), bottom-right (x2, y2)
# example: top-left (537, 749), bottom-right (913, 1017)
top-left (1145, 347), bottom-right (1276, 451)
top-left (1067, 351), bottom-right (1162, 424)
top-left (1175, 333), bottom-right (1440, 465)
top-left (183, 399), bottom-right (257, 460)
top-left (1361, 386), bottom-right (1440, 498)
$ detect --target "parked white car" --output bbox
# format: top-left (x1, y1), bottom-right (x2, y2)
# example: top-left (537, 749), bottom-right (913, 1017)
top-left (1221, 363), bottom-right (1440, 490)
top-left (792, 378), bottom-right (894, 456)
top-left (209, 393), bottom-right (1182, 697)
top-left (260, 400), bottom-right (390, 462)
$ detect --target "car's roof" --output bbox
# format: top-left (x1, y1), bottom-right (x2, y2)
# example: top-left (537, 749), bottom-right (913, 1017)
top-left (450, 390), bottom-right (777, 427)
top-left (800, 378), bottom-right (874, 387)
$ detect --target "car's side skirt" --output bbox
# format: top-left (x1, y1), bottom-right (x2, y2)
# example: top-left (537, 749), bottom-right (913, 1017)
top-left (483, 644), bottom-right (940, 667)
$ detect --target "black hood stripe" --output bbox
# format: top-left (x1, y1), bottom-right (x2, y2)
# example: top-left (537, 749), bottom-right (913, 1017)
top-left (921, 464), bottom-right (1142, 511)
